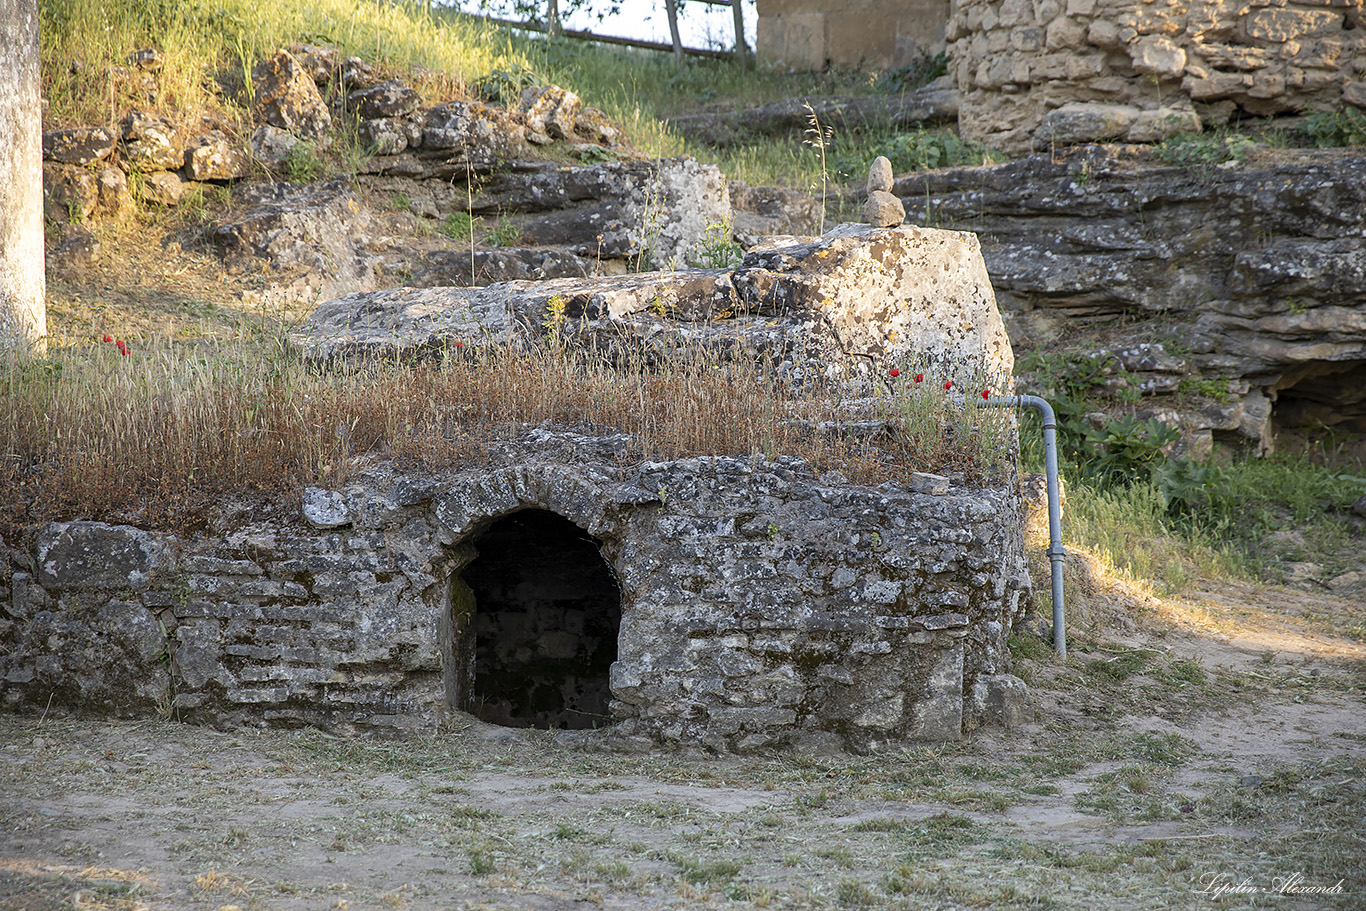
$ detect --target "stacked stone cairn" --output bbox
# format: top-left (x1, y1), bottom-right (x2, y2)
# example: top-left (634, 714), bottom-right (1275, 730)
top-left (861, 155), bottom-right (905, 228)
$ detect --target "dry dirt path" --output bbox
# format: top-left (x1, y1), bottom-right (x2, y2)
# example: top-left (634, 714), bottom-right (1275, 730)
top-left (2, 580), bottom-right (1363, 911)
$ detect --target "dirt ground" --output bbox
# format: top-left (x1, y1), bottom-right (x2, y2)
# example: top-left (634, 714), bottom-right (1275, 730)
top-left (2, 562), bottom-right (1363, 911)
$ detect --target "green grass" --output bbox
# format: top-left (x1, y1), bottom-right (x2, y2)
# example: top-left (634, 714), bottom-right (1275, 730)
top-left (39, 0), bottom-right (969, 191)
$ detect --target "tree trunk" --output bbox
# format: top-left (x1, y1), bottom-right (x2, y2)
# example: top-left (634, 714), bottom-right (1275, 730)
top-left (664, 0), bottom-right (684, 65)
top-left (731, 0), bottom-right (751, 68)
top-left (546, 0), bottom-right (561, 38)
top-left (0, 0), bottom-right (46, 350)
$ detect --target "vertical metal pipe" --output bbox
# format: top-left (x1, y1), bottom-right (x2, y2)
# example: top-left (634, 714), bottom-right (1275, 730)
top-left (984, 395), bottom-right (1067, 657)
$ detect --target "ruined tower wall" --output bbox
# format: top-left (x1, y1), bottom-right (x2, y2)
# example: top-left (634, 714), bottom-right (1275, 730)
top-left (947, 0), bottom-right (1366, 151)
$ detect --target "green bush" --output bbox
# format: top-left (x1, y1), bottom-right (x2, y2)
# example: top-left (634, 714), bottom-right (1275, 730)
top-left (833, 129), bottom-right (1001, 181)
top-left (1300, 108), bottom-right (1366, 148)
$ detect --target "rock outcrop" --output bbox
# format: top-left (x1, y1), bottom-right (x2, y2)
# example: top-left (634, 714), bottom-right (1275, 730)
top-left (664, 77), bottom-right (959, 146)
top-left (892, 145), bottom-right (1366, 450)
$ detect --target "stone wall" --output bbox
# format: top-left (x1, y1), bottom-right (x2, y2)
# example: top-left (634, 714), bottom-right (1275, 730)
top-left (755, 0), bottom-right (950, 70)
top-left (947, 0), bottom-right (1366, 152)
top-left (0, 444), bottom-right (1031, 753)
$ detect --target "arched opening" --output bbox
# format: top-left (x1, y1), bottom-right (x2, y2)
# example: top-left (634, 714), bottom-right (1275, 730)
top-left (458, 509), bottom-right (621, 730)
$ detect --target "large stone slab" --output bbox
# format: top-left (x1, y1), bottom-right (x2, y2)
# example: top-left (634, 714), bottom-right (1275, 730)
top-left (293, 224), bottom-right (1013, 389)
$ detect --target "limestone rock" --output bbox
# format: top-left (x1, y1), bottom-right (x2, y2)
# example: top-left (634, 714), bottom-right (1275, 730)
top-left (42, 126), bottom-right (115, 165)
top-left (185, 131), bottom-right (248, 181)
top-left (121, 111), bottom-right (183, 170)
top-left (287, 43), bottom-right (340, 87)
top-left (862, 189), bottom-right (905, 227)
top-left (573, 107), bottom-right (619, 145)
top-left (867, 155), bottom-right (894, 194)
top-left (972, 674), bottom-right (1033, 728)
top-left (520, 85), bottom-right (582, 143)
top-left (341, 56), bottom-right (379, 91)
top-left (1129, 36), bottom-right (1186, 78)
top-left (1033, 103), bottom-right (1139, 149)
top-left (294, 224), bottom-right (1013, 392)
top-left (729, 183), bottom-right (820, 247)
top-left (392, 247), bottom-right (595, 288)
top-left (35, 521), bottom-right (164, 592)
top-left (1345, 82), bottom-right (1366, 111)
top-left (1126, 107), bottom-right (1200, 143)
top-left (348, 80), bottom-right (422, 120)
top-left (42, 163), bottom-right (99, 222)
top-left (302, 487), bottom-right (351, 528)
top-left (665, 80), bottom-right (959, 147)
top-left (358, 118), bottom-right (408, 156)
top-left (466, 157), bottom-right (729, 269)
top-left (895, 146), bottom-right (1366, 451)
top-left (142, 170), bottom-right (189, 206)
top-left (95, 165), bottom-right (132, 217)
top-left (211, 179), bottom-right (375, 305)
top-left (253, 49), bottom-right (332, 140)
top-left (421, 100), bottom-right (527, 166)
top-left (250, 124), bottom-right (301, 170)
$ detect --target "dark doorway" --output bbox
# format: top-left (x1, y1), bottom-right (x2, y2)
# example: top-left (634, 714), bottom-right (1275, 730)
top-left (460, 509), bottom-right (621, 730)
top-left (1273, 361), bottom-right (1366, 436)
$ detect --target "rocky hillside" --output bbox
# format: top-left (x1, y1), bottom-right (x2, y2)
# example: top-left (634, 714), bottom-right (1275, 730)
top-left (39, 37), bottom-right (1366, 468)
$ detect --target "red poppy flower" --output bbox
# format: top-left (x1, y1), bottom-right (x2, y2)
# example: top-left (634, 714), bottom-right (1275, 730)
top-left (889, 368), bottom-right (900, 378)
top-left (101, 334), bottom-right (113, 343)
top-left (981, 390), bottom-right (991, 400)
top-left (943, 380), bottom-right (952, 390)
top-left (454, 341), bottom-right (464, 347)
top-left (120, 347), bottom-right (130, 357)
top-left (913, 373), bottom-right (924, 383)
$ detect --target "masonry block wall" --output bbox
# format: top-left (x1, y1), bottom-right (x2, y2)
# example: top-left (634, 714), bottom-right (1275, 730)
top-left (0, 442), bottom-right (1032, 753)
top-left (754, 0), bottom-right (1365, 153)
top-left (948, 0), bottom-right (1366, 151)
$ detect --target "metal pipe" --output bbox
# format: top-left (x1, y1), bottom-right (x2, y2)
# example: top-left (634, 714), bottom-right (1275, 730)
top-left (983, 395), bottom-right (1067, 658)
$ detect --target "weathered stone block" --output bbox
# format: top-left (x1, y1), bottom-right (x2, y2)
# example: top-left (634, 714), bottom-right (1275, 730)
top-left (36, 522), bottom-right (164, 592)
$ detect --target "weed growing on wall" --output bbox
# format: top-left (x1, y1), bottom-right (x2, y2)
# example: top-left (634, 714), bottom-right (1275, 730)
top-left (0, 333), bottom-right (1014, 541)
top-left (884, 358), bottom-right (1017, 478)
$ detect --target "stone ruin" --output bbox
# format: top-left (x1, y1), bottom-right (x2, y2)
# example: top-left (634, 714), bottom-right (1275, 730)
top-left (2, 226), bottom-right (1037, 753)
top-left (757, 0), bottom-right (1366, 152)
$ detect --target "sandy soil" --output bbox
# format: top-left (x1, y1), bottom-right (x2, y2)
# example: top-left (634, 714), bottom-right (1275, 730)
top-left (2, 573), bottom-right (1363, 911)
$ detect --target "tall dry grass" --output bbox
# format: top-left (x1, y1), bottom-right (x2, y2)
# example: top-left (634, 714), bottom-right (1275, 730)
top-left (0, 335), bottom-right (1017, 541)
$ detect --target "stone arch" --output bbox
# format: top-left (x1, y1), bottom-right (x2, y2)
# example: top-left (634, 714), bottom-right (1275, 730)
top-left (427, 466), bottom-right (627, 730)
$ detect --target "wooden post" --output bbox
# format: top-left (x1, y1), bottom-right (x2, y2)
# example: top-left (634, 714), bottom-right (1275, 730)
top-left (731, 0), bottom-right (751, 68)
top-left (0, 0), bottom-right (47, 350)
top-left (664, 0), bottom-right (685, 65)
